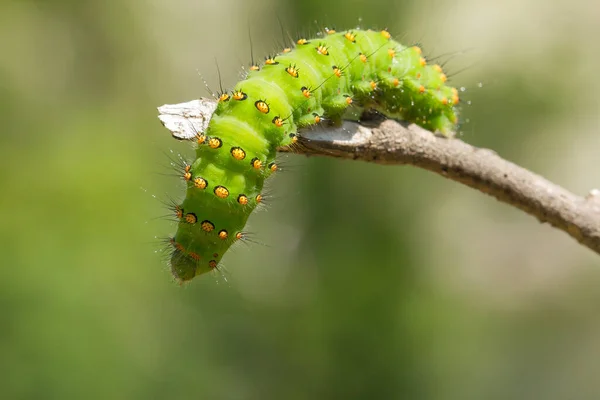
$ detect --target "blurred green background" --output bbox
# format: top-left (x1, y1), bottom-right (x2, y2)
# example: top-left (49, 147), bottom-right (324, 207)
top-left (1, 0), bottom-right (599, 398)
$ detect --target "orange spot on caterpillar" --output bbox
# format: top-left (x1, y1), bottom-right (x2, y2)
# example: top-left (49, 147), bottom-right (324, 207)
top-left (256, 194), bottom-right (263, 203)
top-left (332, 65), bottom-right (342, 78)
top-left (301, 86), bottom-right (311, 98)
top-left (313, 113), bottom-right (321, 123)
top-left (171, 239), bottom-right (185, 253)
top-left (359, 53), bottom-right (367, 63)
top-left (393, 78), bottom-right (400, 87)
top-left (316, 44), bottom-right (329, 55)
top-left (413, 46), bottom-right (422, 55)
top-left (416, 72), bottom-right (422, 79)
top-left (255, 100), bottom-right (270, 114)
top-left (250, 157), bottom-right (263, 169)
top-left (419, 57), bottom-right (427, 67)
top-left (451, 88), bottom-right (460, 104)
top-left (208, 137), bottom-right (222, 149)
top-left (433, 64), bottom-right (443, 73)
top-left (218, 230), bottom-right (228, 240)
top-left (440, 73), bottom-right (448, 83)
top-left (282, 47), bottom-right (291, 53)
top-left (265, 56), bottom-right (278, 65)
top-left (235, 232), bottom-right (243, 240)
top-left (297, 38), bottom-right (309, 45)
top-left (201, 220), bottom-right (215, 232)
top-left (213, 253), bottom-right (219, 258)
top-left (218, 93), bottom-right (230, 102)
top-left (325, 28), bottom-right (336, 35)
top-left (184, 213), bottom-right (197, 224)
top-left (370, 81), bottom-right (377, 90)
top-left (344, 31), bottom-right (356, 42)
top-left (189, 252), bottom-right (201, 261)
top-left (208, 260), bottom-right (217, 269)
top-left (441, 97), bottom-right (449, 105)
top-left (272, 116), bottom-right (284, 127)
top-left (289, 133), bottom-right (298, 143)
top-left (286, 65), bottom-right (299, 78)
top-left (232, 90), bottom-right (247, 101)
top-left (249, 65), bottom-right (260, 71)
top-left (194, 177), bottom-right (207, 189)
top-left (237, 194), bottom-right (248, 205)
top-left (175, 205), bottom-right (183, 219)
top-left (345, 96), bottom-right (353, 105)
top-left (230, 147), bottom-right (246, 160)
top-left (419, 85), bottom-right (426, 93)
top-left (196, 134), bottom-right (206, 145)
top-left (183, 165), bottom-right (192, 181)
top-left (381, 29), bottom-right (391, 39)
top-left (214, 186), bottom-right (229, 199)
top-left (268, 163), bottom-right (278, 172)
top-left (388, 48), bottom-right (395, 58)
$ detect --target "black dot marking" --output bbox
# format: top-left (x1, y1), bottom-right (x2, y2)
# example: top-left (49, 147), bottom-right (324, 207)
top-left (316, 44), bottom-right (329, 56)
top-left (344, 31), bottom-right (357, 43)
top-left (201, 220), bottom-right (215, 232)
top-left (214, 185), bottom-right (229, 199)
top-left (208, 137), bottom-right (222, 149)
top-left (194, 177), bottom-right (208, 189)
top-left (272, 116), bottom-right (283, 127)
top-left (286, 65), bottom-right (299, 78)
top-left (184, 213), bottom-right (197, 224)
top-left (254, 100), bottom-right (270, 114)
top-left (232, 91), bottom-right (247, 101)
top-left (250, 157), bottom-right (262, 169)
top-left (332, 65), bottom-right (343, 77)
top-left (230, 147), bottom-right (246, 160)
top-left (265, 56), bottom-right (279, 65)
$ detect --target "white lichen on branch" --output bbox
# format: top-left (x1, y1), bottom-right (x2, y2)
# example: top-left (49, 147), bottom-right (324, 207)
top-left (158, 99), bottom-right (217, 140)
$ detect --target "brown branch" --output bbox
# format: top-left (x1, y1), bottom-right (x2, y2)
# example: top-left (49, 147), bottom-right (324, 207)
top-left (158, 100), bottom-right (600, 255)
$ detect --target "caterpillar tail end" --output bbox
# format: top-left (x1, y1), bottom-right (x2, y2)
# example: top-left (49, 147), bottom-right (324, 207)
top-left (170, 248), bottom-right (217, 283)
top-left (170, 250), bottom-right (197, 283)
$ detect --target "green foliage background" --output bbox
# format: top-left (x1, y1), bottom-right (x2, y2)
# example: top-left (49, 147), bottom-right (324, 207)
top-left (1, 0), bottom-right (599, 398)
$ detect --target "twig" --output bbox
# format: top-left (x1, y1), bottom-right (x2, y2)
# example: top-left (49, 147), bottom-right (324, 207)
top-left (158, 99), bottom-right (600, 256)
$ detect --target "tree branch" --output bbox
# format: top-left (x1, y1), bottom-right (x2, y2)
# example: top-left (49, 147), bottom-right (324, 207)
top-left (158, 99), bottom-right (600, 256)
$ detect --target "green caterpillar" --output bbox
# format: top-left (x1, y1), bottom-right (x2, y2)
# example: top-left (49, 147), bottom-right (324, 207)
top-left (168, 28), bottom-right (460, 282)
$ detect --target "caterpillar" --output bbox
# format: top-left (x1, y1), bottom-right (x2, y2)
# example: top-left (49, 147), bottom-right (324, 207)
top-left (166, 28), bottom-right (460, 282)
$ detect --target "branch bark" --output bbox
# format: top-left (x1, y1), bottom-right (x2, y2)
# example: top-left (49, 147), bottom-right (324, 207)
top-left (158, 99), bottom-right (600, 256)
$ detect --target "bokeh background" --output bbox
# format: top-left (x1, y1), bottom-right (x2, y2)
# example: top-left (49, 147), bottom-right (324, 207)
top-left (1, 0), bottom-right (599, 398)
